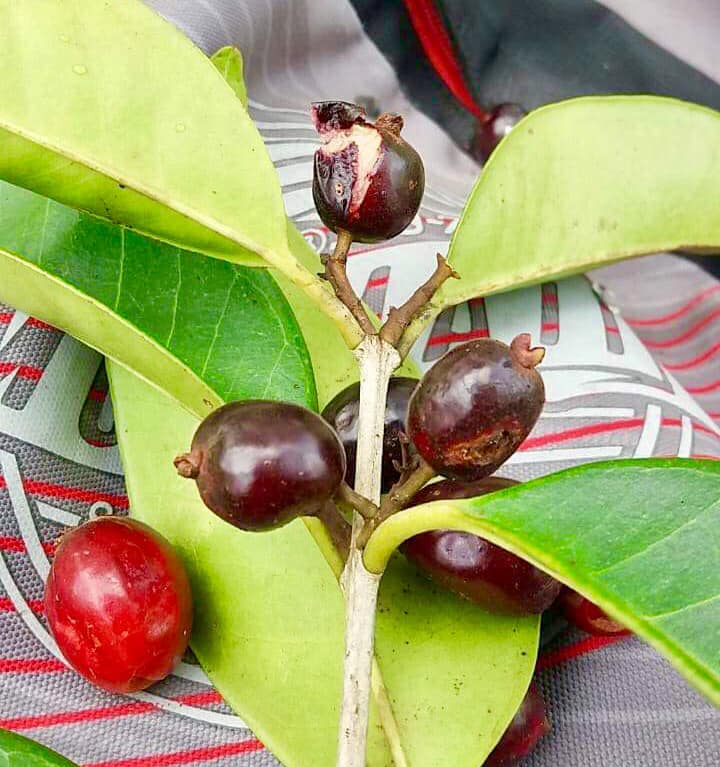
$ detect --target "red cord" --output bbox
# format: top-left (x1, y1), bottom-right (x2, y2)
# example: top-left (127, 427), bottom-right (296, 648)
top-left (401, 0), bottom-right (489, 121)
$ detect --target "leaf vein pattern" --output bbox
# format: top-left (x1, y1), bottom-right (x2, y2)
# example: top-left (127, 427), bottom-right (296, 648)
top-left (114, 227), bottom-right (126, 311)
top-left (592, 498), bottom-right (720, 577)
top-left (648, 593), bottom-right (720, 621)
top-left (200, 273), bottom-right (238, 377)
top-left (165, 249), bottom-right (183, 347)
top-left (37, 198), bottom-right (50, 266)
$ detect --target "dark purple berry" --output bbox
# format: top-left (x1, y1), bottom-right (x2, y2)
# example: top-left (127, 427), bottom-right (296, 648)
top-left (407, 335), bottom-right (545, 482)
top-left (311, 101), bottom-right (425, 242)
top-left (175, 401), bottom-right (346, 531)
top-left (403, 478), bottom-right (561, 614)
top-left (472, 103), bottom-right (526, 163)
top-left (322, 377), bottom-right (418, 493)
top-left (485, 682), bottom-right (550, 766)
top-left (559, 589), bottom-right (631, 637)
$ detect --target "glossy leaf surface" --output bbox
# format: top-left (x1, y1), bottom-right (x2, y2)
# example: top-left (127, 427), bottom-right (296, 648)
top-left (109, 362), bottom-right (538, 767)
top-left (0, 1), bottom-right (359, 344)
top-left (0, 729), bottom-right (78, 767)
top-left (0, 180), bottom-right (316, 416)
top-left (403, 97), bottom-right (720, 348)
top-left (365, 459), bottom-right (720, 705)
top-left (0, 0), bottom-right (281, 265)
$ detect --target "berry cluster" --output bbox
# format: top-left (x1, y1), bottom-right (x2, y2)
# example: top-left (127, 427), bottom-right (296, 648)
top-left (42, 99), bottom-right (625, 767)
top-left (171, 333), bottom-right (556, 764)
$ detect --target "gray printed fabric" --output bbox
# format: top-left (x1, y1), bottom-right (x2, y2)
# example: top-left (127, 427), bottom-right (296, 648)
top-left (1, 1), bottom-right (719, 765)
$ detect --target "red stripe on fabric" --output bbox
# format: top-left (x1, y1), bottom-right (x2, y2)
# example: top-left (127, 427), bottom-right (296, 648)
top-left (521, 417), bottom-right (719, 451)
top-left (0, 658), bottom-right (67, 673)
top-left (0, 536), bottom-right (56, 555)
top-left (0, 691), bottom-right (224, 731)
top-left (541, 322), bottom-right (558, 332)
top-left (0, 597), bottom-right (44, 614)
top-left (27, 318), bottom-right (57, 331)
top-left (685, 378), bottom-right (720, 395)
top-left (426, 328), bottom-right (489, 347)
top-left (625, 285), bottom-right (720, 326)
top-left (0, 314), bottom-right (56, 331)
top-left (664, 341), bottom-right (720, 371)
top-left (400, 0), bottom-right (486, 119)
top-left (86, 739), bottom-right (264, 767)
top-left (640, 307), bottom-right (720, 349)
top-left (536, 634), bottom-right (629, 671)
top-left (605, 325), bottom-right (620, 334)
top-left (87, 388), bottom-right (108, 403)
top-left (0, 362), bottom-right (43, 381)
top-left (0, 476), bottom-right (129, 509)
top-left (542, 293), bottom-right (558, 305)
top-left (365, 277), bottom-right (389, 289)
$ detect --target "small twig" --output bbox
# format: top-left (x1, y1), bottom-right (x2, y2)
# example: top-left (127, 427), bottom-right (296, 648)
top-left (324, 229), bottom-right (376, 335)
top-left (317, 502), bottom-right (352, 561)
top-left (359, 458), bottom-right (437, 547)
top-left (337, 482), bottom-right (379, 520)
top-left (380, 253), bottom-right (459, 347)
top-left (380, 458), bottom-right (436, 521)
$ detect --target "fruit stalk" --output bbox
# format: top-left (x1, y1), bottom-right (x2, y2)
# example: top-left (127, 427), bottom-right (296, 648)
top-left (336, 335), bottom-right (400, 767)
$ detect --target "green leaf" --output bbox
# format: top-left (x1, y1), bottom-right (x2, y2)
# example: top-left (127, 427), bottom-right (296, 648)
top-left (403, 97), bottom-right (720, 348)
top-left (212, 46), bottom-right (248, 108)
top-left (0, 0), bottom-right (278, 265)
top-left (0, 180), bottom-right (316, 416)
top-left (0, 0), bottom-right (359, 344)
top-left (0, 729), bottom-right (78, 767)
top-left (364, 459), bottom-right (720, 705)
top-left (108, 361), bottom-right (539, 767)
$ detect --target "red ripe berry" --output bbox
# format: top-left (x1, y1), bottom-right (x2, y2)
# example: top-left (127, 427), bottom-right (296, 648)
top-left (45, 517), bottom-right (192, 693)
top-left (311, 101), bottom-right (425, 242)
top-left (485, 682), bottom-right (550, 766)
top-left (322, 377), bottom-right (418, 493)
top-left (175, 400), bottom-right (346, 531)
top-left (407, 335), bottom-right (545, 482)
top-left (403, 477), bottom-right (561, 614)
top-left (472, 103), bottom-right (526, 163)
top-left (559, 589), bottom-right (631, 637)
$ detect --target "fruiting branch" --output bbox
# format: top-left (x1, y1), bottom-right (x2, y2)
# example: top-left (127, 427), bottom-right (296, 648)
top-left (317, 502), bottom-right (352, 560)
top-left (380, 253), bottom-right (459, 349)
top-left (364, 458), bottom-right (437, 540)
top-left (323, 230), bottom-right (376, 335)
top-left (336, 336), bottom-right (401, 767)
top-left (337, 482), bottom-right (379, 519)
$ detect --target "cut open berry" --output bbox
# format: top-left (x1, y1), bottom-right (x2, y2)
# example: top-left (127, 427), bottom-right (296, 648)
top-left (312, 101), bottom-right (425, 242)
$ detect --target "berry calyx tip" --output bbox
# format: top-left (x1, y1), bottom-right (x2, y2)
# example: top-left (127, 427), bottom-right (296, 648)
top-left (510, 333), bottom-right (545, 368)
top-left (174, 452), bottom-right (200, 479)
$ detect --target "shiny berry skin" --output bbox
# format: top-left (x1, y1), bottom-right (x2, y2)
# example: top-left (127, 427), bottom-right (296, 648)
top-left (485, 682), bottom-right (550, 766)
top-left (322, 377), bottom-right (418, 493)
top-left (44, 517), bottom-right (192, 694)
top-left (407, 335), bottom-right (545, 482)
top-left (560, 589), bottom-right (631, 637)
top-left (175, 400), bottom-right (346, 531)
top-left (403, 478), bottom-right (561, 614)
top-left (472, 103), bottom-right (526, 163)
top-left (311, 101), bottom-right (424, 242)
